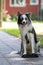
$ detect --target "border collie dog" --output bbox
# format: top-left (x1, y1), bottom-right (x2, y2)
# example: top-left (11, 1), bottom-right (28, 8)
top-left (17, 12), bottom-right (40, 56)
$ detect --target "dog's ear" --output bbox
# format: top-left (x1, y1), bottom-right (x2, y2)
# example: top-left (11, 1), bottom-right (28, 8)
top-left (17, 12), bottom-right (22, 17)
top-left (26, 12), bottom-right (31, 18)
top-left (26, 12), bottom-right (32, 22)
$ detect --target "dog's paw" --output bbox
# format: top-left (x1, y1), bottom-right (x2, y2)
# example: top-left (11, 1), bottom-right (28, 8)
top-left (32, 53), bottom-right (39, 57)
top-left (22, 54), bottom-right (27, 58)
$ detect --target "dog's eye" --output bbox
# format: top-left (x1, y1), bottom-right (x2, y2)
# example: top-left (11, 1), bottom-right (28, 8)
top-left (21, 17), bottom-right (23, 20)
top-left (25, 18), bottom-right (27, 20)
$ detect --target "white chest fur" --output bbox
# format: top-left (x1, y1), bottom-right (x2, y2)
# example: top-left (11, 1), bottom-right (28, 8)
top-left (19, 23), bottom-right (33, 36)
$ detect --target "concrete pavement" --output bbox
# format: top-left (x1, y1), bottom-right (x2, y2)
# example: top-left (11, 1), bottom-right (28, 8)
top-left (0, 30), bottom-right (43, 65)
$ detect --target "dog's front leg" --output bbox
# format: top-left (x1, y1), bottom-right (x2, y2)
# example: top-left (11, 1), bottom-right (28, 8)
top-left (30, 33), bottom-right (35, 54)
top-left (23, 39), bottom-right (27, 55)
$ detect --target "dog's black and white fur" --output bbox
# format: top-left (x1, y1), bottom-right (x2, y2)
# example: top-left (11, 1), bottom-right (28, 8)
top-left (17, 12), bottom-right (40, 55)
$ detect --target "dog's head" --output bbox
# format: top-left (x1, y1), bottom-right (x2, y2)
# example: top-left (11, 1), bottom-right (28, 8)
top-left (17, 12), bottom-right (31, 26)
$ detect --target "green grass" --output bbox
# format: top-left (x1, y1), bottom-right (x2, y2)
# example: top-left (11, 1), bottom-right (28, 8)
top-left (38, 35), bottom-right (43, 46)
top-left (40, 39), bottom-right (43, 46)
top-left (2, 29), bottom-right (20, 37)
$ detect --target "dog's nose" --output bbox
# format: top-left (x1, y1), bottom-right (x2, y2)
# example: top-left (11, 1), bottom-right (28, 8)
top-left (23, 21), bottom-right (25, 24)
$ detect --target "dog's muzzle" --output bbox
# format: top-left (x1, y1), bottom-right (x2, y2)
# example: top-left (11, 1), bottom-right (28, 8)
top-left (22, 21), bottom-right (27, 25)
